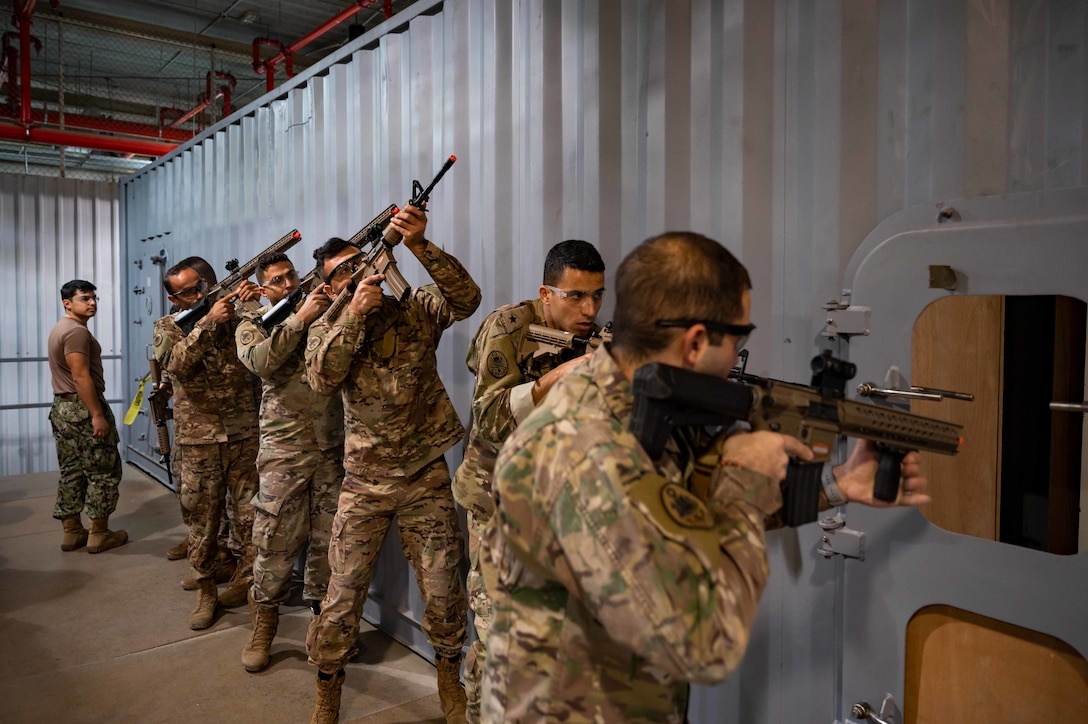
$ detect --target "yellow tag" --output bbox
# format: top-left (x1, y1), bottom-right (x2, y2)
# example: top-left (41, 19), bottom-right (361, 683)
top-left (124, 373), bottom-right (150, 425)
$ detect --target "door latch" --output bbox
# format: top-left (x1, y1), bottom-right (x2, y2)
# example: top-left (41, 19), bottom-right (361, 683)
top-left (834, 693), bottom-right (901, 724)
top-left (817, 512), bottom-right (865, 560)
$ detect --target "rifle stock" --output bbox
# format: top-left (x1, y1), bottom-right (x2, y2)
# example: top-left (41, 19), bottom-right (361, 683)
top-left (258, 269), bottom-right (321, 332)
top-left (630, 357), bottom-right (962, 507)
top-left (174, 228), bottom-right (302, 333)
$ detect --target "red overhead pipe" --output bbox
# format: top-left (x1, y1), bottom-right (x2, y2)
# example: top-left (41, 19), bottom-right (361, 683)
top-left (168, 70), bottom-right (237, 130)
top-left (252, 1), bottom-right (394, 91)
top-left (0, 120), bottom-right (177, 156)
top-left (13, 108), bottom-right (195, 142)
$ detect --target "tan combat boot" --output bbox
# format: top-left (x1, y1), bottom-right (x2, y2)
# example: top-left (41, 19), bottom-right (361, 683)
top-left (310, 669), bottom-right (345, 724)
top-left (217, 561), bottom-right (253, 608)
top-left (242, 593), bottom-right (280, 673)
top-left (436, 655), bottom-right (468, 724)
top-left (189, 578), bottom-right (218, 630)
top-left (86, 517), bottom-right (128, 553)
top-left (166, 538), bottom-right (188, 560)
top-left (60, 515), bottom-right (89, 551)
top-left (181, 549), bottom-right (236, 590)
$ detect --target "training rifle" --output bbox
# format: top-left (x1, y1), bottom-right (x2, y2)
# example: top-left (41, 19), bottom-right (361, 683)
top-left (147, 357), bottom-right (174, 488)
top-left (630, 350), bottom-right (964, 523)
top-left (519, 321), bottom-right (613, 362)
top-left (324, 156), bottom-right (459, 322)
top-left (173, 228), bottom-right (302, 334)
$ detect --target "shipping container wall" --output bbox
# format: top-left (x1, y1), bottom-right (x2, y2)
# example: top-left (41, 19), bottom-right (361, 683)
top-left (1, 175), bottom-right (120, 477)
top-left (118, 0), bottom-right (1088, 720)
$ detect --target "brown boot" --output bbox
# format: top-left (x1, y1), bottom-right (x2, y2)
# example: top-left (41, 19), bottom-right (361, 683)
top-left (189, 578), bottom-right (218, 630)
top-left (60, 515), bottom-right (89, 551)
top-left (181, 550), bottom-right (236, 590)
top-left (242, 593), bottom-right (280, 673)
top-left (436, 655), bottom-right (468, 723)
top-left (310, 669), bottom-right (345, 724)
top-left (86, 517), bottom-right (128, 554)
top-left (166, 538), bottom-right (188, 560)
top-left (217, 561), bottom-right (253, 608)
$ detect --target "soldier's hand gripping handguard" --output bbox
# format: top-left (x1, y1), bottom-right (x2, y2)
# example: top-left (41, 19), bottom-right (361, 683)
top-left (630, 351), bottom-right (963, 526)
top-left (174, 228), bottom-right (302, 334)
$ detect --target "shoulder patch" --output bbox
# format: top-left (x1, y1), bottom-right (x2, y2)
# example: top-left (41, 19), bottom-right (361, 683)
top-left (306, 335), bottom-right (321, 352)
top-left (486, 350), bottom-right (509, 378)
top-left (153, 331), bottom-right (163, 347)
top-left (661, 484), bottom-right (715, 529)
top-left (239, 329), bottom-right (255, 346)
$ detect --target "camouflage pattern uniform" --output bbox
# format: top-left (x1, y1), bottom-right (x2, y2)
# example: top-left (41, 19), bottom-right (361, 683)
top-left (452, 298), bottom-right (600, 721)
top-left (480, 345), bottom-right (782, 722)
top-left (305, 240), bottom-right (480, 672)
top-left (236, 308), bottom-right (345, 606)
top-left (152, 313), bottom-right (260, 583)
top-left (48, 319), bottom-right (123, 520)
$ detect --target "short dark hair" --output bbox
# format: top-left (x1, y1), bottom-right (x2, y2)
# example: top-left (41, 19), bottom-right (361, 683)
top-left (542, 239), bottom-right (605, 286)
top-left (611, 232), bottom-right (752, 360)
top-left (256, 252), bottom-right (292, 284)
top-left (163, 256), bottom-right (215, 294)
top-left (312, 237), bottom-right (359, 282)
top-left (61, 279), bottom-right (96, 301)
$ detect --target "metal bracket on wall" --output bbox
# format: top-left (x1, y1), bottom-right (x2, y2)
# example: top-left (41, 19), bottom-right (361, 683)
top-left (817, 512), bottom-right (866, 560)
top-left (820, 301), bottom-right (871, 339)
top-left (833, 694), bottom-right (901, 724)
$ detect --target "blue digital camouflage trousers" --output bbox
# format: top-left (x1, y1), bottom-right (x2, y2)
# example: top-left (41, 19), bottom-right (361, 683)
top-left (49, 396), bottom-right (123, 520)
top-left (178, 437), bottom-right (258, 581)
top-left (307, 456), bottom-right (467, 671)
top-left (251, 446), bottom-right (344, 606)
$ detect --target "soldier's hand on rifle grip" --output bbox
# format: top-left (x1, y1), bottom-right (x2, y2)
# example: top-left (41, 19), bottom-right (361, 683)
top-left (207, 290), bottom-right (239, 324)
top-left (347, 274), bottom-right (385, 318)
top-left (717, 430), bottom-right (814, 483)
top-left (236, 280), bottom-right (262, 303)
top-left (831, 440), bottom-right (930, 507)
top-left (392, 204), bottom-right (429, 254)
top-left (297, 290), bottom-right (332, 325)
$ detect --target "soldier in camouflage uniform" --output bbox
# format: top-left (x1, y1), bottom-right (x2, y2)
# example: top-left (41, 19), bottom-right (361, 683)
top-left (451, 240), bottom-right (606, 723)
top-left (47, 279), bottom-right (127, 554)
top-left (235, 251), bottom-right (344, 673)
top-left (480, 232), bottom-right (931, 722)
top-left (153, 257), bottom-right (262, 630)
top-left (305, 204), bottom-right (480, 724)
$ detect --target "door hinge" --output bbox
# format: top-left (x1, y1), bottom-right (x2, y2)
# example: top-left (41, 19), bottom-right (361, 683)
top-left (817, 512), bottom-right (865, 560)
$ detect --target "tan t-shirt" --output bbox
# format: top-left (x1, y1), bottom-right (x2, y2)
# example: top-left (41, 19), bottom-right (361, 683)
top-left (48, 317), bottom-right (105, 395)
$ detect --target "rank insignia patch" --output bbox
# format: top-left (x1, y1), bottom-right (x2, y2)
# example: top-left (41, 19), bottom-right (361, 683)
top-left (661, 484), bottom-right (714, 529)
top-left (487, 351), bottom-right (509, 378)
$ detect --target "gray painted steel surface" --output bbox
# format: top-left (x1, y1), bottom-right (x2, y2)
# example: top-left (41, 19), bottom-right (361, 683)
top-left (1, 175), bottom-right (120, 477)
top-left (115, 0), bottom-right (1088, 720)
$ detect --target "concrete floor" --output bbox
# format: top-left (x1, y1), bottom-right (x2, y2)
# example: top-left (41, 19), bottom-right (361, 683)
top-left (0, 465), bottom-right (446, 723)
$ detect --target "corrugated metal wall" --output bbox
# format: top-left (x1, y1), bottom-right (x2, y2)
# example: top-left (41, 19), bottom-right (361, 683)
top-left (117, 0), bottom-right (1088, 720)
top-left (1, 175), bottom-right (120, 477)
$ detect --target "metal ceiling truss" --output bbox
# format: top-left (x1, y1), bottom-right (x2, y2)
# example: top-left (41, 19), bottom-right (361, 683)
top-left (0, 0), bottom-right (410, 181)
